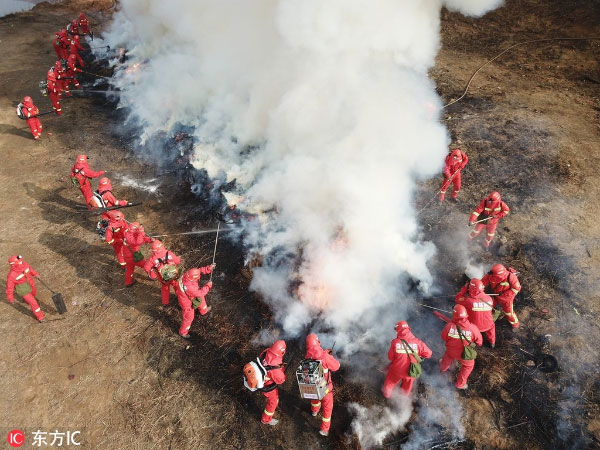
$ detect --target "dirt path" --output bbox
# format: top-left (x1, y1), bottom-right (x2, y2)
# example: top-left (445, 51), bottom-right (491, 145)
top-left (0, 1), bottom-right (599, 449)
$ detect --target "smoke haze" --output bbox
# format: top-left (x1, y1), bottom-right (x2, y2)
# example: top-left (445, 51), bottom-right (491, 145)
top-left (103, 0), bottom-right (503, 445)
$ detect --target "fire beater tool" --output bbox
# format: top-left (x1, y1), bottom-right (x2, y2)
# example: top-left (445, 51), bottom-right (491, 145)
top-left (469, 216), bottom-right (492, 226)
top-left (209, 222), bottom-right (220, 282)
top-left (418, 303), bottom-right (452, 313)
top-left (37, 278), bottom-right (67, 314)
top-left (81, 201), bottom-right (143, 214)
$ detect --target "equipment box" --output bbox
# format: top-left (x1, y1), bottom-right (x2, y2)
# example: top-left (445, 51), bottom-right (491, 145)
top-left (296, 359), bottom-right (328, 400)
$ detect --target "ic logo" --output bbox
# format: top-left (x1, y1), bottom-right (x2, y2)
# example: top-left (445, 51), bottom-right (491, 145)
top-left (7, 430), bottom-right (25, 447)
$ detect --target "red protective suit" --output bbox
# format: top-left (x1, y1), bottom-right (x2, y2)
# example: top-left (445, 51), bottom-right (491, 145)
top-left (382, 322), bottom-right (432, 397)
top-left (469, 192), bottom-right (510, 247)
top-left (53, 60), bottom-right (71, 97)
top-left (68, 19), bottom-right (80, 36)
top-left (305, 338), bottom-right (340, 434)
top-left (70, 156), bottom-right (105, 205)
top-left (482, 266), bottom-right (521, 328)
top-left (64, 55), bottom-right (82, 90)
top-left (20, 97), bottom-right (42, 140)
top-left (143, 246), bottom-right (181, 305)
top-left (122, 223), bottom-right (153, 286)
top-left (6, 259), bottom-right (44, 322)
top-left (52, 29), bottom-right (70, 60)
top-left (440, 149), bottom-right (468, 202)
top-left (260, 342), bottom-right (286, 424)
top-left (455, 284), bottom-right (496, 346)
top-left (173, 266), bottom-right (214, 336)
top-left (104, 214), bottom-right (128, 266)
top-left (69, 35), bottom-right (84, 67)
top-left (89, 178), bottom-right (127, 220)
top-left (46, 68), bottom-right (62, 116)
top-left (78, 12), bottom-right (91, 35)
top-left (440, 313), bottom-right (482, 389)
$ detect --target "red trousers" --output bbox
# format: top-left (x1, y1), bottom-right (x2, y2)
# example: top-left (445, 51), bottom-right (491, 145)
top-left (261, 387), bottom-right (279, 423)
top-left (78, 179), bottom-right (93, 205)
top-left (382, 369), bottom-right (413, 397)
top-left (439, 171), bottom-right (462, 202)
top-left (495, 297), bottom-right (519, 327)
top-left (178, 295), bottom-right (209, 335)
top-left (160, 281), bottom-right (175, 305)
top-left (49, 91), bottom-right (62, 115)
top-left (124, 255), bottom-right (145, 286)
top-left (13, 283), bottom-right (44, 321)
top-left (53, 42), bottom-right (68, 60)
top-left (110, 241), bottom-right (126, 266)
top-left (440, 353), bottom-right (475, 388)
top-left (469, 220), bottom-right (498, 247)
top-left (26, 117), bottom-right (42, 139)
top-left (311, 391), bottom-right (333, 432)
top-left (480, 325), bottom-right (496, 346)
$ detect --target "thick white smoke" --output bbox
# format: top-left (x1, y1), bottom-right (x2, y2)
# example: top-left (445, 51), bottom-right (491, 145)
top-left (103, 0), bottom-right (503, 445)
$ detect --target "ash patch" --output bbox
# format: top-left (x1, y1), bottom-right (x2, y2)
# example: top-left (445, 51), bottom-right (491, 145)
top-left (520, 237), bottom-right (575, 297)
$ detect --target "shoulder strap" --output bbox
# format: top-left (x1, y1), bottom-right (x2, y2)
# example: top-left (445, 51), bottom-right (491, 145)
top-left (400, 339), bottom-right (422, 364)
top-left (455, 324), bottom-right (469, 346)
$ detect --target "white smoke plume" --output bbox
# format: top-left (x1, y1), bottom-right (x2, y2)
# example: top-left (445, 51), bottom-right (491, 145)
top-left (103, 0), bottom-right (503, 445)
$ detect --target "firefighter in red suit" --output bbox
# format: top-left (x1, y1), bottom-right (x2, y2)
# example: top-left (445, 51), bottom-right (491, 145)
top-left (456, 278), bottom-right (496, 347)
top-left (260, 340), bottom-right (287, 426)
top-left (482, 264), bottom-right (521, 329)
top-left (122, 222), bottom-right (153, 287)
top-left (5, 255), bottom-right (45, 322)
top-left (143, 240), bottom-right (181, 305)
top-left (68, 19), bottom-right (80, 36)
top-left (440, 304), bottom-right (482, 389)
top-left (70, 154), bottom-right (105, 206)
top-left (104, 210), bottom-right (128, 267)
top-left (69, 35), bottom-right (85, 67)
top-left (46, 67), bottom-right (62, 116)
top-left (469, 191), bottom-right (510, 248)
top-left (173, 265), bottom-right (215, 338)
top-left (20, 96), bottom-right (42, 140)
top-left (78, 12), bottom-right (91, 35)
top-left (90, 177), bottom-right (127, 218)
top-left (52, 29), bottom-right (70, 60)
top-left (440, 149), bottom-right (468, 203)
top-left (54, 60), bottom-right (71, 97)
top-left (382, 321), bottom-right (432, 398)
top-left (64, 54), bottom-right (82, 91)
top-left (305, 333), bottom-right (340, 437)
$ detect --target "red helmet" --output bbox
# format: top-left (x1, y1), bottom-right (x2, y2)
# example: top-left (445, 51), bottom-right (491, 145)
top-left (55, 61), bottom-right (63, 72)
top-left (395, 320), bottom-right (410, 331)
top-left (152, 240), bottom-right (164, 253)
top-left (110, 210), bottom-right (124, 221)
top-left (491, 264), bottom-right (506, 277)
top-left (73, 35), bottom-right (81, 43)
top-left (79, 12), bottom-right (87, 20)
top-left (269, 340), bottom-right (286, 358)
top-left (76, 154), bottom-right (88, 164)
top-left (453, 304), bottom-right (468, 321)
top-left (488, 191), bottom-right (501, 203)
top-left (186, 268), bottom-right (202, 281)
top-left (47, 69), bottom-right (56, 81)
top-left (59, 29), bottom-right (67, 38)
top-left (98, 177), bottom-right (112, 191)
top-left (306, 333), bottom-right (320, 349)
top-left (71, 19), bottom-right (78, 27)
top-left (68, 53), bottom-right (76, 62)
top-left (468, 278), bottom-right (484, 296)
top-left (23, 96), bottom-right (34, 107)
top-left (450, 149), bottom-right (462, 160)
top-left (8, 255), bottom-right (22, 265)
top-left (129, 221), bottom-right (140, 231)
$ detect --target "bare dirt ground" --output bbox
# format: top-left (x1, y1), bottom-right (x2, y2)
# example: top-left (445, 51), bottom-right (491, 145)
top-left (0, 1), bottom-right (599, 449)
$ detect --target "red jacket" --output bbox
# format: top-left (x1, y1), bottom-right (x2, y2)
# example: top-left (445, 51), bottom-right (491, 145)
top-left (173, 269), bottom-right (212, 303)
top-left (262, 348), bottom-right (286, 387)
top-left (92, 186), bottom-right (127, 220)
top-left (387, 328), bottom-right (432, 377)
top-left (78, 15), bottom-right (91, 35)
top-left (441, 318), bottom-right (483, 360)
top-left (123, 228), bottom-right (152, 254)
top-left (482, 268), bottom-right (521, 303)
top-left (66, 57), bottom-right (82, 76)
top-left (470, 198), bottom-right (510, 224)
top-left (70, 162), bottom-right (104, 189)
top-left (105, 218), bottom-right (127, 245)
top-left (443, 150), bottom-right (468, 178)
top-left (305, 345), bottom-right (340, 392)
top-left (6, 262), bottom-right (39, 302)
top-left (144, 249), bottom-right (181, 281)
top-left (21, 103), bottom-right (40, 119)
top-left (456, 289), bottom-right (495, 332)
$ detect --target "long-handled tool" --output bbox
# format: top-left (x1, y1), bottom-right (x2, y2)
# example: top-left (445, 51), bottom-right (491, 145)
top-left (81, 201), bottom-right (142, 214)
top-left (417, 169), bottom-right (460, 214)
top-left (469, 216), bottom-right (492, 226)
top-left (150, 227), bottom-right (235, 238)
top-left (209, 222), bottom-right (220, 282)
top-left (418, 303), bottom-right (452, 313)
top-left (433, 310), bottom-right (451, 322)
top-left (37, 278), bottom-right (67, 314)
top-left (80, 70), bottom-right (111, 80)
